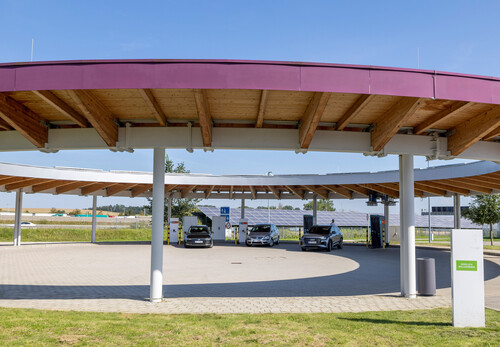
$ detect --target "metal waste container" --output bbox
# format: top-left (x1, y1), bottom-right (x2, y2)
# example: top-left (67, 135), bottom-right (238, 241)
top-left (417, 258), bottom-right (436, 296)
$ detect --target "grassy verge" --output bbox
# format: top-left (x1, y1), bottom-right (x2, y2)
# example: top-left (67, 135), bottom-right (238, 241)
top-left (0, 307), bottom-right (498, 345)
top-left (0, 227), bottom-right (154, 242)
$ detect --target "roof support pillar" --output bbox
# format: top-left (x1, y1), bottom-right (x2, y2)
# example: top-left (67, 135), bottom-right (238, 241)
top-left (400, 154), bottom-right (416, 298)
top-left (150, 147), bottom-right (165, 303)
top-left (241, 199), bottom-right (245, 219)
top-left (167, 193), bottom-right (172, 224)
top-left (313, 195), bottom-right (318, 224)
top-left (384, 199), bottom-right (390, 247)
top-left (13, 189), bottom-right (23, 246)
top-left (454, 194), bottom-right (461, 230)
top-left (91, 194), bottom-right (97, 243)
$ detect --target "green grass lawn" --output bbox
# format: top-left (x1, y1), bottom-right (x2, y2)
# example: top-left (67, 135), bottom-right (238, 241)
top-left (0, 227), bottom-right (155, 242)
top-left (0, 307), bottom-right (498, 346)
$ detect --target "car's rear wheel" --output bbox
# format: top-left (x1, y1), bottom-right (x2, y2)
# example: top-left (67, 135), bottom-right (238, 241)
top-left (337, 238), bottom-right (343, 249)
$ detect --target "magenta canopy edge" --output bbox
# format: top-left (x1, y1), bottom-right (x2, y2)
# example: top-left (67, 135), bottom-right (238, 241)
top-left (1, 59), bottom-right (499, 105)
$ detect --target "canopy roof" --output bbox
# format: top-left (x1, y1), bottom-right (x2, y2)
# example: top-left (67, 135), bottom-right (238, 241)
top-left (0, 60), bottom-right (499, 160)
top-left (0, 161), bottom-right (498, 200)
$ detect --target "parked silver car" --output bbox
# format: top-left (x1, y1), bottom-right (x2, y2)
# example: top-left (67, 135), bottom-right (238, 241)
top-left (300, 224), bottom-right (343, 251)
top-left (184, 225), bottom-right (213, 248)
top-left (246, 224), bottom-right (279, 247)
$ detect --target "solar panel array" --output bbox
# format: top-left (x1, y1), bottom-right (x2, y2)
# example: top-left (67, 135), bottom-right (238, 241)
top-left (197, 206), bottom-right (481, 229)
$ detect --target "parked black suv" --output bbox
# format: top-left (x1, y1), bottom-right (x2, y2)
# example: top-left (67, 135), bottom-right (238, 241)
top-left (300, 224), bottom-right (343, 251)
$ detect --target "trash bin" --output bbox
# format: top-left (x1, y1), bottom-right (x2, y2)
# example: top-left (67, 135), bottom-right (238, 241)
top-left (417, 258), bottom-right (436, 296)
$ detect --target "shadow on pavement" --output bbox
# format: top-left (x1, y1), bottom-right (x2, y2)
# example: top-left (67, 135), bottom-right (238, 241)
top-left (0, 245), bottom-right (499, 301)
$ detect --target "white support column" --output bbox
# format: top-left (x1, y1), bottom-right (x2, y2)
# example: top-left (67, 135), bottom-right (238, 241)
top-left (399, 156), bottom-right (405, 295)
top-left (400, 154), bottom-right (416, 298)
top-left (384, 199), bottom-right (389, 246)
top-left (454, 194), bottom-right (461, 229)
top-left (167, 194), bottom-right (172, 223)
top-left (150, 148), bottom-right (165, 303)
top-left (91, 195), bottom-right (97, 243)
top-left (313, 195), bottom-right (317, 224)
top-left (241, 199), bottom-right (245, 219)
top-left (13, 189), bottom-right (23, 246)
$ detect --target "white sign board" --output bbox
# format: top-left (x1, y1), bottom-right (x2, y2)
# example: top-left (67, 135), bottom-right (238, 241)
top-left (451, 229), bottom-right (484, 328)
top-left (239, 219), bottom-right (248, 243)
top-left (169, 218), bottom-right (179, 244)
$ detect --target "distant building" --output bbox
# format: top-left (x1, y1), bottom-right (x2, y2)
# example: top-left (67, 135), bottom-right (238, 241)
top-left (421, 206), bottom-right (469, 216)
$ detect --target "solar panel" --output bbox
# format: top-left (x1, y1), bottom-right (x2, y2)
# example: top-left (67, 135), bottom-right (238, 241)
top-left (196, 206), bottom-right (480, 229)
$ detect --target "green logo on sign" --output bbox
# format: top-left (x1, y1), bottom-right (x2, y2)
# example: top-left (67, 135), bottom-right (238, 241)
top-left (456, 260), bottom-right (477, 271)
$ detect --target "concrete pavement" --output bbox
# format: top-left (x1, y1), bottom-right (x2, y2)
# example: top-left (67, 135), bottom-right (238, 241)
top-left (0, 243), bottom-right (498, 314)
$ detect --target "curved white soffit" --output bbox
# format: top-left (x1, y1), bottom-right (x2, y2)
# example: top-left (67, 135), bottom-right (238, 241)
top-left (0, 160), bottom-right (499, 186)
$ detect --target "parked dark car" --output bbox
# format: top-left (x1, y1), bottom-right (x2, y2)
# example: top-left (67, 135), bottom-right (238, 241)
top-left (300, 224), bottom-right (343, 251)
top-left (184, 225), bottom-right (213, 248)
top-left (246, 223), bottom-right (279, 247)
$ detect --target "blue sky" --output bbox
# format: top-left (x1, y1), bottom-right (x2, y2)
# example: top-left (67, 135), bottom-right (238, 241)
top-left (0, 0), bottom-right (498, 213)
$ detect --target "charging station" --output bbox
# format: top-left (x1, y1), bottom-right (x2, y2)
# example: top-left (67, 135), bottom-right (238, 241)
top-left (169, 218), bottom-right (179, 244)
top-left (238, 218), bottom-right (248, 244)
top-left (182, 216), bottom-right (198, 242)
top-left (369, 214), bottom-right (385, 249)
top-left (212, 216), bottom-right (226, 241)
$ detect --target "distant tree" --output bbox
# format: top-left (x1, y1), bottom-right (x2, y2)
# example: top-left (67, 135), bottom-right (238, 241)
top-left (303, 199), bottom-right (335, 211)
top-left (257, 206), bottom-right (277, 210)
top-left (294, 207), bottom-right (300, 210)
top-left (68, 209), bottom-right (81, 216)
top-left (147, 155), bottom-right (201, 222)
top-left (281, 205), bottom-right (294, 210)
top-left (463, 194), bottom-right (500, 246)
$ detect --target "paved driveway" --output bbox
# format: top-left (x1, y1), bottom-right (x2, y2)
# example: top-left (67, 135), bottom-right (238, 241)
top-left (0, 243), bottom-right (498, 314)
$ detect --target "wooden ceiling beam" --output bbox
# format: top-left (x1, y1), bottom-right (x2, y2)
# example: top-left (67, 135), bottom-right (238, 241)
top-left (414, 182), bottom-right (447, 196)
top-left (106, 183), bottom-right (138, 197)
top-left (371, 97), bottom-right (423, 151)
top-left (31, 180), bottom-right (71, 193)
top-left (138, 89), bottom-right (168, 126)
top-left (249, 185), bottom-right (256, 199)
top-left (229, 185), bottom-right (234, 199)
top-left (360, 184), bottom-right (399, 198)
top-left (165, 184), bottom-right (178, 193)
top-left (0, 92), bottom-right (48, 148)
top-left (131, 185), bottom-right (151, 198)
top-left (205, 185), bottom-right (215, 199)
top-left (33, 90), bottom-right (88, 127)
top-left (322, 185), bottom-right (353, 199)
top-left (452, 177), bottom-right (500, 190)
top-left (81, 183), bottom-right (114, 195)
top-left (56, 181), bottom-right (93, 194)
top-left (484, 125), bottom-right (500, 141)
top-left (255, 90), bottom-right (269, 128)
top-left (0, 118), bottom-right (13, 130)
top-left (299, 92), bottom-right (330, 149)
top-left (446, 179), bottom-right (492, 194)
top-left (420, 181), bottom-right (469, 195)
top-left (194, 89), bottom-right (212, 147)
top-left (181, 185), bottom-right (196, 198)
top-left (286, 185), bottom-right (305, 199)
top-left (0, 176), bottom-right (28, 186)
top-left (447, 106), bottom-right (500, 156)
top-left (267, 186), bottom-right (281, 199)
top-left (414, 101), bottom-right (473, 134)
top-left (67, 90), bottom-right (118, 147)
top-left (303, 185), bottom-right (329, 200)
top-left (5, 178), bottom-right (47, 191)
top-left (340, 184), bottom-right (370, 197)
top-left (336, 94), bottom-right (374, 130)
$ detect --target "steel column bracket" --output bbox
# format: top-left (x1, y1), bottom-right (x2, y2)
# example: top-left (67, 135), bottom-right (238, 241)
top-left (295, 148), bottom-right (308, 154)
